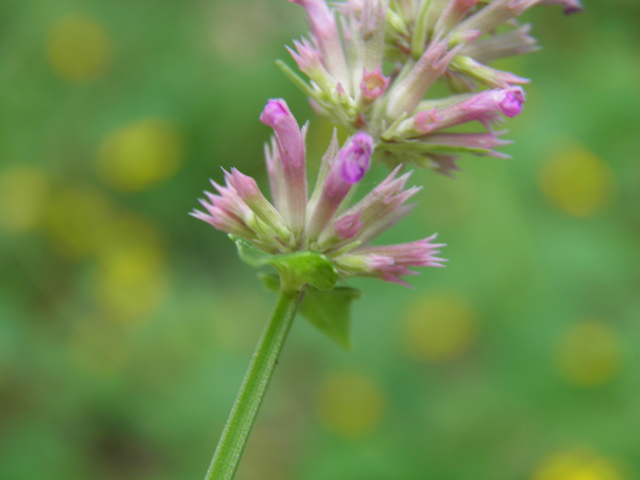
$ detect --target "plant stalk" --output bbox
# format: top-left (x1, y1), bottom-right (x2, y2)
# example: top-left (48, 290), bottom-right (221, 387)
top-left (204, 286), bottom-right (306, 480)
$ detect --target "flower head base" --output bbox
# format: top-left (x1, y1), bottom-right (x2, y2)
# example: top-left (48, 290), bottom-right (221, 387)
top-left (193, 100), bottom-right (445, 289)
top-left (280, 0), bottom-right (581, 172)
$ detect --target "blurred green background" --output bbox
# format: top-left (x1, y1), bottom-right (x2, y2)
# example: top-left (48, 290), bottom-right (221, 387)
top-left (1, 1), bottom-right (640, 479)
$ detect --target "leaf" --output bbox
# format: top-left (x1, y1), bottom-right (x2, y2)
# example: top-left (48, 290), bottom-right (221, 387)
top-left (259, 274), bottom-right (362, 350)
top-left (258, 273), bottom-right (281, 292)
top-left (300, 287), bottom-right (361, 350)
top-left (231, 235), bottom-right (339, 292)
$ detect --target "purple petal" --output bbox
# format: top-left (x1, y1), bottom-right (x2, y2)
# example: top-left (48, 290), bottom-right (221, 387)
top-left (498, 88), bottom-right (525, 118)
top-left (339, 132), bottom-right (373, 184)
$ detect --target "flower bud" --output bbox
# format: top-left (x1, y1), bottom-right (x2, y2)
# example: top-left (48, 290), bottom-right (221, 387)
top-left (359, 66), bottom-right (390, 103)
top-left (339, 132), bottom-right (373, 184)
top-left (289, 0), bottom-right (351, 93)
top-left (386, 38), bottom-right (461, 119)
top-left (540, 0), bottom-right (583, 14)
top-left (305, 133), bottom-right (373, 242)
top-left (260, 99), bottom-right (307, 234)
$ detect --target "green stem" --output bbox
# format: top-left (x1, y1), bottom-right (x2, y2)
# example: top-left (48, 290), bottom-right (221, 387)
top-left (204, 286), bottom-right (306, 480)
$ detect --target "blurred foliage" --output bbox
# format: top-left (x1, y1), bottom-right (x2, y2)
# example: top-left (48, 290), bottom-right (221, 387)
top-left (1, 1), bottom-right (640, 479)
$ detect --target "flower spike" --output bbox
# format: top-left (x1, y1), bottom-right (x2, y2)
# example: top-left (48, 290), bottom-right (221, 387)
top-left (282, 0), bottom-right (580, 173)
top-left (195, 104), bottom-right (443, 287)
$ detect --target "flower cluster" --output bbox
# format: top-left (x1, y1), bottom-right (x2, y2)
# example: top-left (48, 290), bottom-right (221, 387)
top-left (192, 99), bottom-right (445, 287)
top-left (281, 0), bottom-right (582, 173)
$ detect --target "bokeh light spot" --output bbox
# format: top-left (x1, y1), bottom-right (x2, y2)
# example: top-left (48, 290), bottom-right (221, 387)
top-left (403, 292), bottom-right (478, 363)
top-left (317, 371), bottom-right (385, 438)
top-left (95, 213), bottom-right (169, 323)
top-left (44, 185), bottom-right (113, 259)
top-left (539, 146), bottom-right (616, 217)
top-left (97, 119), bottom-right (184, 191)
top-left (46, 13), bottom-right (111, 82)
top-left (0, 166), bottom-right (50, 233)
top-left (556, 320), bottom-right (622, 388)
top-left (532, 450), bottom-right (625, 480)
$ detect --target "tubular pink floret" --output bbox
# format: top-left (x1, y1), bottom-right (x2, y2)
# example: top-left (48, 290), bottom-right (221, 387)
top-left (208, 178), bottom-right (252, 220)
top-left (360, 66), bottom-right (390, 102)
top-left (339, 132), bottom-right (373, 184)
top-left (226, 168), bottom-right (260, 201)
top-left (540, 0), bottom-right (583, 14)
top-left (452, 0), bottom-right (542, 41)
top-left (434, 0), bottom-right (480, 36)
top-left (333, 211), bottom-right (364, 240)
top-left (367, 254), bottom-right (395, 270)
top-left (460, 24), bottom-right (539, 63)
top-left (357, 236), bottom-right (447, 265)
top-left (260, 99), bottom-right (307, 233)
top-left (264, 137), bottom-right (284, 212)
top-left (340, 235), bottom-right (447, 287)
top-left (306, 133), bottom-right (372, 241)
top-left (288, 0), bottom-right (350, 92)
top-left (386, 37), bottom-right (463, 119)
top-left (259, 100), bottom-right (305, 171)
top-left (455, 0), bottom-right (480, 9)
top-left (498, 88), bottom-right (525, 117)
top-left (413, 109), bottom-right (441, 132)
top-left (414, 87), bottom-right (526, 134)
top-left (287, 38), bottom-right (322, 73)
top-left (423, 132), bottom-right (512, 158)
top-left (288, 0), bottom-right (336, 38)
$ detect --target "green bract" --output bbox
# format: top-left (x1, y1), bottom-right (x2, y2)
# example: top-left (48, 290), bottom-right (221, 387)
top-left (260, 274), bottom-right (361, 350)
top-left (230, 235), bottom-right (339, 292)
top-left (232, 235), bottom-right (361, 349)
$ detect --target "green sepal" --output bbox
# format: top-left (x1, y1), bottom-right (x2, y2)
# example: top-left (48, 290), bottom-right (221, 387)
top-left (275, 60), bottom-right (315, 97)
top-left (259, 274), bottom-right (362, 350)
top-left (230, 235), bottom-right (339, 292)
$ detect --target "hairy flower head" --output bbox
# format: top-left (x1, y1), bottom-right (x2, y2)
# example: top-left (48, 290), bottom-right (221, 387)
top-left (193, 99), bottom-right (445, 288)
top-left (280, 0), bottom-right (581, 173)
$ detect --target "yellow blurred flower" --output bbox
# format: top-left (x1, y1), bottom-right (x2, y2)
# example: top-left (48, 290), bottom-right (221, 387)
top-left (539, 145), bottom-right (616, 217)
top-left (556, 320), bottom-right (622, 387)
top-left (97, 118), bottom-right (184, 191)
top-left (403, 291), bottom-right (478, 363)
top-left (0, 166), bottom-right (50, 233)
top-left (44, 185), bottom-right (113, 259)
top-left (532, 450), bottom-right (625, 480)
top-left (95, 213), bottom-right (169, 323)
top-left (317, 370), bottom-right (385, 438)
top-left (46, 13), bottom-right (111, 82)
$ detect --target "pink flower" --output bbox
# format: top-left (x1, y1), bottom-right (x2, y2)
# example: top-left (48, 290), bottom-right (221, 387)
top-left (194, 100), bottom-right (444, 286)
top-left (386, 37), bottom-right (462, 119)
top-left (288, 0), bottom-right (351, 92)
top-left (359, 67), bottom-right (389, 102)
top-left (260, 99), bottom-right (308, 234)
top-left (540, 0), bottom-right (583, 14)
top-left (339, 132), bottom-right (373, 183)
top-left (282, 0), bottom-right (580, 173)
top-left (411, 87), bottom-right (526, 134)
